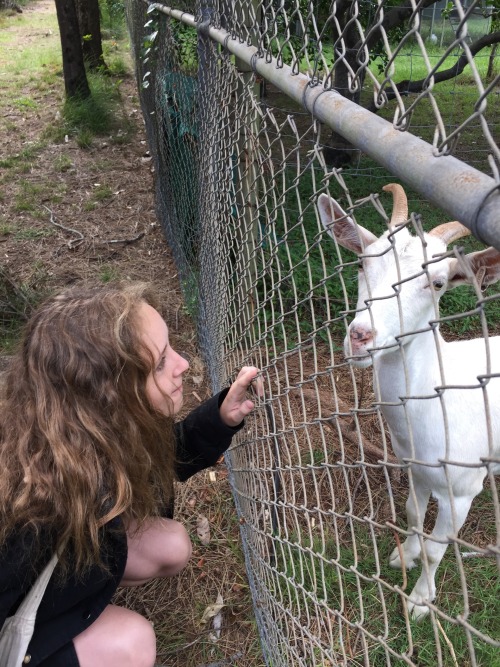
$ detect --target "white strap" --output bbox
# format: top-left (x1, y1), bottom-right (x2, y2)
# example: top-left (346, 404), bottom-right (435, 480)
top-left (15, 551), bottom-right (60, 619)
top-left (0, 550), bottom-right (61, 667)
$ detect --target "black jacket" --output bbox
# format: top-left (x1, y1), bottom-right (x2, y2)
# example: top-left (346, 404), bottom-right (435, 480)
top-left (0, 390), bottom-right (242, 666)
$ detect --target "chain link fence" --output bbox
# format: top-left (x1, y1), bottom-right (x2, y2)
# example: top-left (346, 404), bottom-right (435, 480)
top-left (125, 1), bottom-right (500, 664)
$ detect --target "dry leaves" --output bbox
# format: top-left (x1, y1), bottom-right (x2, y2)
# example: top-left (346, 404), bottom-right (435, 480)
top-left (196, 514), bottom-right (211, 545)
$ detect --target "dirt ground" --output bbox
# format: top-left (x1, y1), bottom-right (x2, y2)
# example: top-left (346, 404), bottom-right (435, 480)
top-left (0, 2), bottom-right (263, 665)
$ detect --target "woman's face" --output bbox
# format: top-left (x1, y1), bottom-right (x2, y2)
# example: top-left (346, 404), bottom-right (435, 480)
top-left (138, 302), bottom-right (190, 415)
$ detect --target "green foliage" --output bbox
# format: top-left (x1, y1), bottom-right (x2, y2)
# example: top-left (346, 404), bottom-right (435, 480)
top-left (171, 22), bottom-right (198, 73)
top-left (99, 264), bottom-right (120, 283)
top-left (99, 0), bottom-right (126, 39)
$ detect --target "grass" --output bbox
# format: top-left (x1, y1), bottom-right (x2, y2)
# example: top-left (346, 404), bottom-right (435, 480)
top-left (0, 2), bottom-right (134, 351)
top-left (273, 521), bottom-right (499, 666)
top-left (0, 263), bottom-right (48, 351)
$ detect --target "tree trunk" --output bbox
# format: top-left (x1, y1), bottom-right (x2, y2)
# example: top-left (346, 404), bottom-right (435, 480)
top-left (54, 0), bottom-right (91, 99)
top-left (487, 42), bottom-right (498, 80)
top-left (75, 0), bottom-right (107, 71)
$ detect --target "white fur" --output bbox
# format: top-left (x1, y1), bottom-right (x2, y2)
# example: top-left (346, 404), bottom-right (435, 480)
top-left (318, 192), bottom-right (500, 620)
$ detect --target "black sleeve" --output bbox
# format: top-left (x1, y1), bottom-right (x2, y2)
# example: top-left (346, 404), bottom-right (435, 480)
top-left (174, 388), bottom-right (244, 482)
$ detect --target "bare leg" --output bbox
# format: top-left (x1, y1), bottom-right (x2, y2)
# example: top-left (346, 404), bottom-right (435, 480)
top-left (74, 518), bottom-right (192, 665)
top-left (121, 517), bottom-right (192, 586)
top-left (74, 605), bottom-right (156, 667)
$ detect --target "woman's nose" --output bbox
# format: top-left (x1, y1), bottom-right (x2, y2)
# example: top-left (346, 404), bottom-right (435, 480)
top-left (177, 351), bottom-right (190, 374)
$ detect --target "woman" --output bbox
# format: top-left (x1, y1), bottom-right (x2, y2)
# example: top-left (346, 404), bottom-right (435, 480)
top-left (0, 283), bottom-right (261, 667)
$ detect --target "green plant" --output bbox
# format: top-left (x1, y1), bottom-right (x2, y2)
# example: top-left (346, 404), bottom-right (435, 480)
top-left (53, 154), bottom-right (73, 172)
top-left (76, 129), bottom-right (94, 149)
top-left (0, 264), bottom-right (49, 351)
top-left (93, 184), bottom-right (113, 201)
top-left (13, 96), bottom-right (38, 110)
top-left (0, 223), bottom-right (13, 236)
top-left (100, 0), bottom-right (126, 40)
top-left (62, 70), bottom-right (130, 143)
top-left (99, 264), bottom-right (120, 283)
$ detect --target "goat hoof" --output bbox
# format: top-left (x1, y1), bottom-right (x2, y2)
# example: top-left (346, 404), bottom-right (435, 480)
top-left (408, 599), bottom-right (430, 621)
top-left (389, 547), bottom-right (416, 570)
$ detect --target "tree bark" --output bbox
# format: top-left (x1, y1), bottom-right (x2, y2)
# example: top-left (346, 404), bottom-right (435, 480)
top-left (54, 0), bottom-right (91, 99)
top-left (75, 0), bottom-right (107, 71)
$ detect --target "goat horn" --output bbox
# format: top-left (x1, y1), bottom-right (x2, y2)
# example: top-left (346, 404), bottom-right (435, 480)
top-left (382, 183), bottom-right (408, 228)
top-left (428, 221), bottom-right (471, 245)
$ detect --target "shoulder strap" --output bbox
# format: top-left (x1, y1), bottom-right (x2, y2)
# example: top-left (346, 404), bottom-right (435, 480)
top-left (15, 551), bottom-right (60, 620)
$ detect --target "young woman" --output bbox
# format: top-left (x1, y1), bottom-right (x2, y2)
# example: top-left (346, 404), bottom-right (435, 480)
top-left (0, 283), bottom-right (261, 667)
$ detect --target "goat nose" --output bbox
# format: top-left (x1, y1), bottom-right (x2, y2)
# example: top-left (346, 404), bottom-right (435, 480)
top-left (350, 326), bottom-right (373, 344)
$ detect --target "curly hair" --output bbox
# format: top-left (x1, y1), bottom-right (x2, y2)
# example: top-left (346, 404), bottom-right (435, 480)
top-left (0, 283), bottom-right (176, 573)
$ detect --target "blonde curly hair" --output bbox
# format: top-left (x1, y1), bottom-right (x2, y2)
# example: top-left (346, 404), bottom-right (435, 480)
top-left (0, 282), bottom-right (176, 573)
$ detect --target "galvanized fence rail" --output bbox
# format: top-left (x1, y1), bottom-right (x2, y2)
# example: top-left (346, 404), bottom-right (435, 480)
top-left (125, 1), bottom-right (499, 664)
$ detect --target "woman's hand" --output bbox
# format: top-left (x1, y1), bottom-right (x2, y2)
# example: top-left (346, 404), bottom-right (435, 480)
top-left (219, 366), bottom-right (263, 428)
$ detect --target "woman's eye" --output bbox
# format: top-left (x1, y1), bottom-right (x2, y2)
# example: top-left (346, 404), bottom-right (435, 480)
top-left (155, 356), bottom-right (166, 372)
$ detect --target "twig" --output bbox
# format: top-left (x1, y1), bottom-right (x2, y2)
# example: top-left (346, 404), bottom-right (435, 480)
top-left (43, 205), bottom-right (84, 249)
top-left (336, 398), bottom-right (399, 464)
top-left (436, 618), bottom-right (459, 667)
top-left (97, 232), bottom-right (145, 245)
top-left (43, 206), bottom-right (145, 248)
top-left (196, 652), bottom-right (243, 667)
top-left (461, 550), bottom-right (495, 559)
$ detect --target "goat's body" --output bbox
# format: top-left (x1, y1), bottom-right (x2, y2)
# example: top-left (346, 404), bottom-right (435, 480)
top-left (373, 327), bottom-right (500, 617)
top-left (317, 187), bottom-right (500, 619)
top-left (376, 331), bottom-right (500, 473)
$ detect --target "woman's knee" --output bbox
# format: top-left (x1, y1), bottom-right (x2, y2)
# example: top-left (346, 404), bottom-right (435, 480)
top-left (75, 605), bottom-right (156, 667)
top-left (123, 518), bottom-right (192, 584)
top-left (159, 520), bottom-right (192, 576)
top-left (118, 613), bottom-right (156, 667)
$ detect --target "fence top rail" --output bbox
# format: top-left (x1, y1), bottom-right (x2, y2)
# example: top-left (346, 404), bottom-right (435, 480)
top-left (147, 0), bottom-right (500, 251)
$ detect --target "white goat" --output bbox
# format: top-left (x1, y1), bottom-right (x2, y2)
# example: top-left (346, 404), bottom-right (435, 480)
top-left (318, 184), bottom-right (500, 620)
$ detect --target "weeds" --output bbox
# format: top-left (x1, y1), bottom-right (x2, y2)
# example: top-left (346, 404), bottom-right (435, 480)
top-left (0, 264), bottom-right (47, 350)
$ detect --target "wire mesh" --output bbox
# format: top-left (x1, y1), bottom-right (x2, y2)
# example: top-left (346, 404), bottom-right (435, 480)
top-left (125, 1), bottom-right (500, 664)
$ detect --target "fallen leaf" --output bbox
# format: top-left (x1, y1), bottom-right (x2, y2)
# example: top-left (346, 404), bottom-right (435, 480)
top-left (201, 593), bottom-right (224, 625)
top-left (209, 594), bottom-right (224, 641)
top-left (196, 515), bottom-right (210, 545)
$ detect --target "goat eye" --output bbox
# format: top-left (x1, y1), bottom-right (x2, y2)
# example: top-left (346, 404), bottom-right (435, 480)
top-left (432, 279), bottom-right (445, 290)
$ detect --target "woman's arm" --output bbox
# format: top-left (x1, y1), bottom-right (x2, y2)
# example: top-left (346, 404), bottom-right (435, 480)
top-left (174, 389), bottom-right (240, 482)
top-left (174, 366), bottom-right (262, 482)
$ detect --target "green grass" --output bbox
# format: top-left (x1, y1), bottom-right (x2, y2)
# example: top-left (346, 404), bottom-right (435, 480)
top-left (0, 0), bottom-right (133, 150)
top-left (99, 264), bottom-right (120, 283)
top-left (273, 523), bottom-right (499, 666)
top-left (62, 71), bottom-right (131, 141)
top-left (0, 263), bottom-right (49, 352)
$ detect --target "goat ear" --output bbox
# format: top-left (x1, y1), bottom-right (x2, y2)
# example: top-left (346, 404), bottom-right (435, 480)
top-left (448, 247), bottom-right (500, 291)
top-left (317, 194), bottom-right (377, 254)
